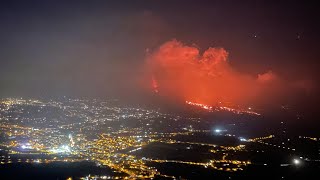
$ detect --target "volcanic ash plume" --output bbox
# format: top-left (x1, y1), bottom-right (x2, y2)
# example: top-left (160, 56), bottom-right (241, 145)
top-left (145, 39), bottom-right (308, 106)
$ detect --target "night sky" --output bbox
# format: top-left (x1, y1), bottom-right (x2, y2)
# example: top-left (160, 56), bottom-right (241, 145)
top-left (0, 0), bottom-right (319, 105)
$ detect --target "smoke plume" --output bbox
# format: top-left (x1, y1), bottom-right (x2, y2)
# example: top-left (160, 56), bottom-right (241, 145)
top-left (145, 39), bottom-right (313, 106)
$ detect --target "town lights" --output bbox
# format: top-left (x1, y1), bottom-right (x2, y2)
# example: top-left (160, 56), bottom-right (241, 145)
top-left (293, 158), bottom-right (301, 166)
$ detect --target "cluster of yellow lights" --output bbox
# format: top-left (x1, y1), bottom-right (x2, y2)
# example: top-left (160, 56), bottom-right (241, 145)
top-left (0, 98), bottom-right (279, 178)
top-left (220, 145), bottom-right (246, 151)
top-left (148, 159), bottom-right (250, 172)
top-left (87, 135), bottom-right (157, 178)
top-left (299, 136), bottom-right (318, 141)
top-left (248, 135), bottom-right (274, 142)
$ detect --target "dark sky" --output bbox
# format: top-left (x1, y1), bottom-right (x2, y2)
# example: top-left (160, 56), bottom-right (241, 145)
top-left (0, 0), bottom-right (319, 102)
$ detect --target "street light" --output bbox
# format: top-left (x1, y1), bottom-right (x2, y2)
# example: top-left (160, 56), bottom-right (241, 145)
top-left (293, 158), bottom-right (301, 165)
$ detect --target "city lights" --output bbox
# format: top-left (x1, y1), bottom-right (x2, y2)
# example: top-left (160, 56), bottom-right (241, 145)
top-left (0, 97), bottom-right (318, 179)
top-left (0, 1), bottom-right (318, 179)
top-left (293, 158), bottom-right (301, 165)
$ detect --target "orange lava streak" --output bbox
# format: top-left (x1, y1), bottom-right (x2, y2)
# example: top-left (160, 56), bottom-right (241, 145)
top-left (185, 101), bottom-right (213, 111)
top-left (152, 76), bottom-right (159, 93)
top-left (146, 39), bottom-right (311, 110)
top-left (185, 100), bottom-right (260, 116)
top-left (217, 106), bottom-right (261, 116)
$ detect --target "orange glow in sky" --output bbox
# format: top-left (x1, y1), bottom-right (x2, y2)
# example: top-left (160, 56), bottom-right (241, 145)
top-left (146, 39), bottom-right (313, 107)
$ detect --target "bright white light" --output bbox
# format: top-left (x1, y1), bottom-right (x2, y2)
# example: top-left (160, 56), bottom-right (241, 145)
top-left (239, 138), bottom-right (247, 142)
top-left (293, 158), bottom-right (301, 165)
top-left (61, 145), bottom-right (71, 152)
top-left (215, 129), bottom-right (221, 133)
top-left (50, 145), bottom-right (71, 154)
top-left (20, 144), bottom-right (32, 149)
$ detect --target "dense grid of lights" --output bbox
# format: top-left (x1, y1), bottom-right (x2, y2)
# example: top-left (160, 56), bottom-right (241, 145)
top-left (0, 98), bottom-right (317, 179)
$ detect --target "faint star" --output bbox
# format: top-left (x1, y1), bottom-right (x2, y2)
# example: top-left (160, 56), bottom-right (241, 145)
top-left (252, 34), bottom-right (258, 39)
top-left (296, 34), bottom-right (301, 40)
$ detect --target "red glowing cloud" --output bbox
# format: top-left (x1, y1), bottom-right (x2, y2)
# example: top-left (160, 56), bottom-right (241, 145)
top-left (257, 71), bottom-right (277, 83)
top-left (145, 39), bottom-right (312, 106)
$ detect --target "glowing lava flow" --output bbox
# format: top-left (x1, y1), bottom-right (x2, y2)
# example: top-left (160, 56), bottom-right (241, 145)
top-left (152, 76), bottom-right (159, 93)
top-left (217, 106), bottom-right (261, 116)
top-left (185, 101), bottom-right (213, 111)
top-left (185, 101), bottom-right (260, 116)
